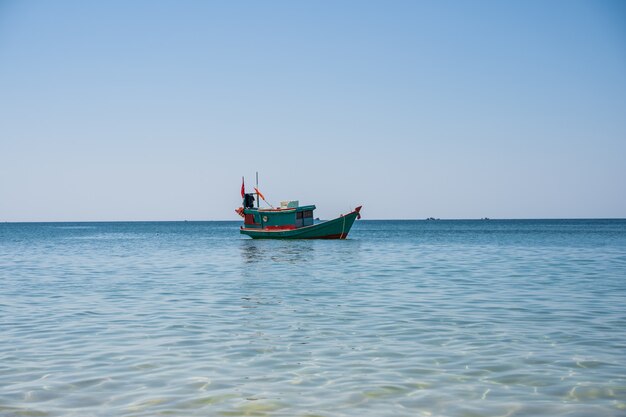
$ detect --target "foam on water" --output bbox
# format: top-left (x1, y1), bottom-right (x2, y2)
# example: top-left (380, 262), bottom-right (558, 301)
top-left (1, 220), bottom-right (625, 416)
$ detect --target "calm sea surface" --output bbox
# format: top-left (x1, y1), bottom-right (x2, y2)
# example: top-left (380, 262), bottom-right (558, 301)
top-left (1, 220), bottom-right (625, 417)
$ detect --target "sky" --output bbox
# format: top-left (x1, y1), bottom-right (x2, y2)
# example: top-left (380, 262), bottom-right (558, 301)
top-left (1, 0), bottom-right (625, 221)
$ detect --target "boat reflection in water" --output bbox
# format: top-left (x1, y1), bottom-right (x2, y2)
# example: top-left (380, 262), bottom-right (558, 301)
top-left (240, 239), bottom-right (315, 265)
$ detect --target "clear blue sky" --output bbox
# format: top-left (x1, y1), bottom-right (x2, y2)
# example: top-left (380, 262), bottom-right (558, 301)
top-left (1, 1), bottom-right (625, 221)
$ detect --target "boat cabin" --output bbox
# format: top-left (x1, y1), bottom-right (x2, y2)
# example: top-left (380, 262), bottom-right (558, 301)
top-left (242, 199), bottom-right (316, 231)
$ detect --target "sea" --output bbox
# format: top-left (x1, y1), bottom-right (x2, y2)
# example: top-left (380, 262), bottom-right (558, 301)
top-left (1, 219), bottom-right (625, 417)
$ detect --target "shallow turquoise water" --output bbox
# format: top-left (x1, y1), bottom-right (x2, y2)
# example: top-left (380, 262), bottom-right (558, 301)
top-left (1, 220), bottom-right (626, 416)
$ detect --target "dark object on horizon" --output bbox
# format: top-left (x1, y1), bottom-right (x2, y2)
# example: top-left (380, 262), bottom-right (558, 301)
top-left (426, 217), bottom-right (440, 221)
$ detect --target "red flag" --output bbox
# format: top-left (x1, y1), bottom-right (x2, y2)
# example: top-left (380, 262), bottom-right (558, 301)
top-left (240, 177), bottom-right (245, 198)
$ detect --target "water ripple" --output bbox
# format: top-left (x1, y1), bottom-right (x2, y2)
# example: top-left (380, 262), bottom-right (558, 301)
top-left (1, 220), bottom-right (625, 416)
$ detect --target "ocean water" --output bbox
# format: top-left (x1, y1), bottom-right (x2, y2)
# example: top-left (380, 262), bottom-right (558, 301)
top-left (1, 219), bottom-right (626, 417)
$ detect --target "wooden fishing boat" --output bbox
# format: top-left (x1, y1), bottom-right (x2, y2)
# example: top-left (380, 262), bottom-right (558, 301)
top-left (236, 177), bottom-right (362, 239)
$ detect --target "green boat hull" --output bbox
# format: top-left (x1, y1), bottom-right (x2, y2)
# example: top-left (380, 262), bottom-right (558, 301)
top-left (240, 208), bottom-right (360, 239)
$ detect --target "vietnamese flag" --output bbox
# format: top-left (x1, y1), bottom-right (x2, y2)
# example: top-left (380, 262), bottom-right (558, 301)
top-left (241, 177), bottom-right (245, 198)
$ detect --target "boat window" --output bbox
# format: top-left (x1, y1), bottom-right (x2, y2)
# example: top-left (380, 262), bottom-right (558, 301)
top-left (296, 212), bottom-right (303, 219)
top-left (303, 210), bottom-right (313, 218)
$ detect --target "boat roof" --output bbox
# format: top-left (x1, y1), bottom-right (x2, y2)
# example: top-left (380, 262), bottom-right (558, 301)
top-left (256, 204), bottom-right (316, 212)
